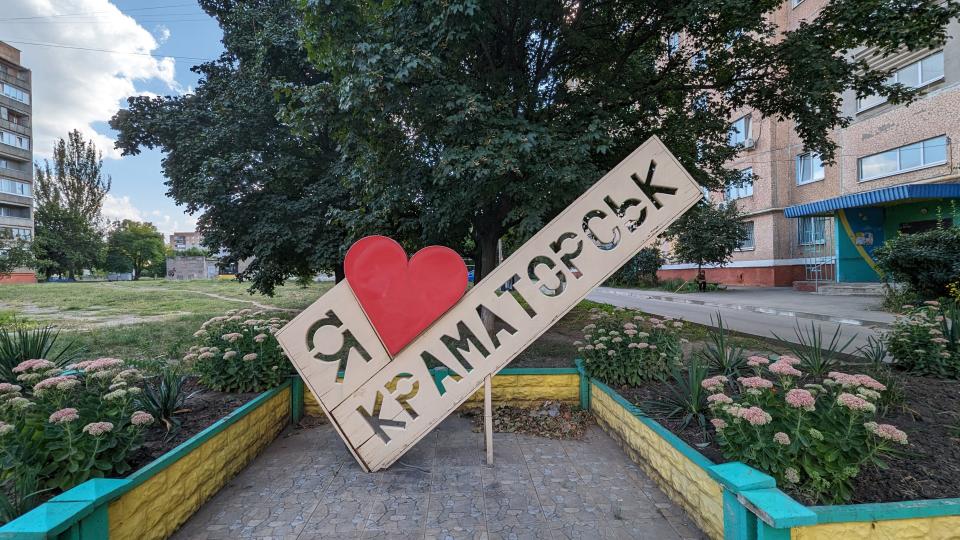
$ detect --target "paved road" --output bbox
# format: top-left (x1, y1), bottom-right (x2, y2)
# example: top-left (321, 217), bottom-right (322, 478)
top-left (587, 287), bottom-right (888, 352)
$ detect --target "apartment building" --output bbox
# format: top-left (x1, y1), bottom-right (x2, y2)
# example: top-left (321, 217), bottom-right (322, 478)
top-left (169, 231), bottom-right (203, 251)
top-left (659, 1), bottom-right (960, 288)
top-left (0, 41), bottom-right (34, 284)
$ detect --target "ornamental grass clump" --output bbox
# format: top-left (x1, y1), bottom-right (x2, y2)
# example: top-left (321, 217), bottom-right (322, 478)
top-left (188, 309), bottom-right (291, 392)
top-left (887, 301), bottom-right (960, 377)
top-left (576, 307), bottom-right (684, 385)
top-left (706, 356), bottom-right (907, 504)
top-left (0, 357), bottom-right (154, 519)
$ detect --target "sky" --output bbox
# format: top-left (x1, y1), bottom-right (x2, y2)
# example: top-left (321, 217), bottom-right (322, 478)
top-left (1, 0), bottom-right (224, 239)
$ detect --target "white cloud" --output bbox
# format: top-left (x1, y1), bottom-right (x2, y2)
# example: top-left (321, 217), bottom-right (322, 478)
top-left (6, 1), bottom-right (185, 159)
top-left (155, 25), bottom-right (171, 44)
top-left (101, 194), bottom-right (196, 239)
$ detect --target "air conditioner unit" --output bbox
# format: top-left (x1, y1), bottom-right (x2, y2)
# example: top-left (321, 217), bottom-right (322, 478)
top-left (743, 138), bottom-right (756, 149)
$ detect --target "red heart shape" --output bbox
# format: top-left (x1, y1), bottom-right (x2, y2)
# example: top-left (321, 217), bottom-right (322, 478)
top-left (344, 236), bottom-right (468, 356)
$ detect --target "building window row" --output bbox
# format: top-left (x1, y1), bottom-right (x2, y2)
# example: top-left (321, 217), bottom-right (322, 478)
top-left (798, 217), bottom-right (827, 246)
top-left (0, 106), bottom-right (28, 126)
top-left (796, 152), bottom-right (824, 185)
top-left (857, 51), bottom-right (944, 112)
top-left (0, 177), bottom-right (30, 197)
top-left (858, 135), bottom-right (947, 182)
top-left (726, 167), bottom-right (754, 200)
top-left (0, 129), bottom-right (29, 150)
top-left (728, 114), bottom-right (751, 146)
top-left (738, 221), bottom-right (755, 250)
top-left (0, 226), bottom-right (31, 240)
top-left (0, 204), bottom-right (29, 219)
top-left (0, 82), bottom-right (29, 105)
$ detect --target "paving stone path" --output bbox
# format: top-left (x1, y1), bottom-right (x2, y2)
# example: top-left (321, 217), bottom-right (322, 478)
top-left (173, 416), bottom-right (706, 539)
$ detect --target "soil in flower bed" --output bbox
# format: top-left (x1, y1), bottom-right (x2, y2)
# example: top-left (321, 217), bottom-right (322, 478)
top-left (462, 401), bottom-right (593, 439)
top-left (617, 371), bottom-right (960, 505)
top-left (126, 378), bottom-right (260, 471)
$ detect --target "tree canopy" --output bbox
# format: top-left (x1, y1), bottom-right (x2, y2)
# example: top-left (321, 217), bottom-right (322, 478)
top-left (114, 0), bottom-right (960, 292)
top-left (664, 201), bottom-right (748, 272)
top-left (105, 220), bottom-right (166, 280)
top-left (32, 130), bottom-right (110, 278)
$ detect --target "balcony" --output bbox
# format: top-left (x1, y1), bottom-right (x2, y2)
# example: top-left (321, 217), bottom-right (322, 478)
top-left (0, 141), bottom-right (30, 161)
top-left (0, 94), bottom-right (29, 116)
top-left (0, 164), bottom-right (31, 183)
top-left (0, 117), bottom-right (30, 136)
top-left (0, 70), bottom-right (30, 89)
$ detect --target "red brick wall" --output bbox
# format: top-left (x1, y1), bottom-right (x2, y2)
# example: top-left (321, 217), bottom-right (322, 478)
top-left (0, 273), bottom-right (37, 284)
top-left (657, 264), bottom-right (825, 287)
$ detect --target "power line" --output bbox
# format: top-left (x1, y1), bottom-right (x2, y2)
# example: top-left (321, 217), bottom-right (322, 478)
top-left (0, 3), bottom-right (199, 22)
top-left (0, 39), bottom-right (215, 62)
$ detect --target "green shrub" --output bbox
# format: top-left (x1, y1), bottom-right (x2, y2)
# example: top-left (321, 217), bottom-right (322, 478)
top-left (707, 359), bottom-right (906, 504)
top-left (138, 362), bottom-right (198, 435)
top-left (606, 247), bottom-right (664, 287)
top-left (874, 225), bottom-right (960, 299)
top-left (642, 354), bottom-right (711, 432)
top-left (698, 312), bottom-right (747, 377)
top-left (187, 309), bottom-right (291, 392)
top-left (887, 301), bottom-right (960, 377)
top-left (0, 325), bottom-right (83, 383)
top-left (577, 307), bottom-right (683, 385)
top-left (0, 358), bottom-right (154, 504)
top-left (773, 321), bottom-right (854, 378)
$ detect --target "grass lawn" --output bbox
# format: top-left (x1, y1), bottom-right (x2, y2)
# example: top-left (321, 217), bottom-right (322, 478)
top-left (0, 279), bottom-right (332, 361)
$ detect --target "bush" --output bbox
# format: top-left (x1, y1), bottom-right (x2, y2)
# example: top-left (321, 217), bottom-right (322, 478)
top-left (0, 325), bottom-right (83, 383)
top-left (577, 307), bottom-right (683, 385)
top-left (0, 357), bottom-right (155, 510)
top-left (698, 312), bottom-right (746, 377)
top-left (187, 309), bottom-right (291, 392)
top-left (887, 301), bottom-right (960, 377)
top-left (642, 355), bottom-right (712, 432)
top-left (606, 247), bottom-right (664, 287)
top-left (706, 358), bottom-right (906, 504)
top-left (874, 225), bottom-right (960, 299)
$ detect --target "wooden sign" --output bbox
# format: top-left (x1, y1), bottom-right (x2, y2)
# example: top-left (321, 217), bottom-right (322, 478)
top-left (276, 136), bottom-right (702, 471)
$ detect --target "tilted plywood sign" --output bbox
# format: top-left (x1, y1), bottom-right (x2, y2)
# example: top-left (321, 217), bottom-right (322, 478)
top-left (276, 136), bottom-right (703, 471)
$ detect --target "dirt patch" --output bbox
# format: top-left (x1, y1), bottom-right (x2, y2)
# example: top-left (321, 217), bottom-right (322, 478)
top-left (615, 370), bottom-right (960, 504)
top-left (127, 379), bottom-right (260, 471)
top-left (462, 401), bottom-right (593, 439)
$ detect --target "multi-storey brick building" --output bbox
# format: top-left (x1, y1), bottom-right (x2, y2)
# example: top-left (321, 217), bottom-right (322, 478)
top-left (659, 1), bottom-right (960, 289)
top-left (169, 231), bottom-right (204, 251)
top-left (0, 41), bottom-right (34, 284)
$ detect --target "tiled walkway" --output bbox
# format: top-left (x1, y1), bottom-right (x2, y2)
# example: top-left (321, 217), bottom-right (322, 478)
top-left (173, 416), bottom-right (706, 539)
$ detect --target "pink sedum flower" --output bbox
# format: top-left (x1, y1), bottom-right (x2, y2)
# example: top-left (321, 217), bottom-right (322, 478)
top-left (864, 422), bottom-right (908, 444)
top-left (0, 383), bottom-right (22, 394)
top-left (736, 406), bottom-right (772, 426)
top-left (34, 375), bottom-right (79, 392)
top-left (82, 422), bottom-right (114, 436)
top-left (701, 375), bottom-right (729, 391)
top-left (0, 421), bottom-right (13, 436)
top-left (49, 407), bottom-right (80, 424)
top-left (853, 374), bottom-right (886, 391)
top-left (773, 432), bottom-right (791, 445)
top-left (13, 359), bottom-right (55, 373)
top-left (777, 355), bottom-right (801, 366)
top-left (747, 356), bottom-right (769, 367)
top-left (784, 468), bottom-right (800, 484)
top-left (738, 376), bottom-right (773, 389)
top-left (768, 360), bottom-right (802, 377)
top-left (707, 393), bottom-right (733, 405)
top-left (837, 393), bottom-right (876, 412)
top-left (711, 418), bottom-right (728, 431)
top-left (242, 353), bottom-right (258, 361)
top-left (785, 389), bottom-right (816, 411)
top-left (131, 411), bottom-right (155, 426)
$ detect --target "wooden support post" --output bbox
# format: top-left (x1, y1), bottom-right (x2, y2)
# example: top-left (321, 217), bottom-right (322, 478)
top-left (484, 375), bottom-right (493, 464)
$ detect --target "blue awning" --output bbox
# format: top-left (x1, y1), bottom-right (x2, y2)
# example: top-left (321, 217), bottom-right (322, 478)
top-left (784, 183), bottom-right (960, 218)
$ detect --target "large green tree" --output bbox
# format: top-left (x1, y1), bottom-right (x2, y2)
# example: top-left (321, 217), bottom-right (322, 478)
top-left (295, 0), bottom-right (959, 281)
top-left (32, 130), bottom-right (110, 279)
top-left (110, 0), bottom-right (421, 294)
top-left (105, 220), bottom-right (166, 280)
top-left (664, 201), bottom-right (749, 274)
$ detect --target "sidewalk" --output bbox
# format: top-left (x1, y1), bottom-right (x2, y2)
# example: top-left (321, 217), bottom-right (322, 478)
top-left (587, 286), bottom-right (894, 351)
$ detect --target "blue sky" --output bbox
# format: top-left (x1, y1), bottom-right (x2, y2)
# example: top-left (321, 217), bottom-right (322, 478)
top-left (2, 1), bottom-right (225, 238)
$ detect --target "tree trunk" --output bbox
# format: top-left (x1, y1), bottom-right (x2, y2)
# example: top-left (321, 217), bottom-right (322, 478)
top-left (334, 262), bottom-right (345, 283)
top-left (474, 231), bottom-right (500, 284)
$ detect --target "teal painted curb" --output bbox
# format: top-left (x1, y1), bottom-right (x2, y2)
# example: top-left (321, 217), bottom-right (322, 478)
top-left (811, 498), bottom-right (960, 524)
top-left (291, 375), bottom-right (305, 424)
top-left (574, 358), bottom-right (590, 410)
top-left (0, 381), bottom-right (291, 539)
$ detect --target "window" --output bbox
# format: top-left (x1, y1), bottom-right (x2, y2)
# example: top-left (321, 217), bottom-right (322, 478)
top-left (0, 177), bottom-right (30, 197)
top-left (1, 83), bottom-right (29, 105)
top-left (857, 52), bottom-right (945, 111)
top-left (796, 153), bottom-right (824, 185)
top-left (858, 135), bottom-right (947, 181)
top-left (728, 114), bottom-right (751, 146)
top-left (726, 168), bottom-right (754, 200)
top-left (739, 221), bottom-right (755, 250)
top-left (668, 33), bottom-right (681, 54)
top-left (0, 129), bottom-right (29, 150)
top-left (0, 204), bottom-right (29, 219)
top-left (0, 226), bottom-right (31, 240)
top-left (798, 217), bottom-right (827, 245)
